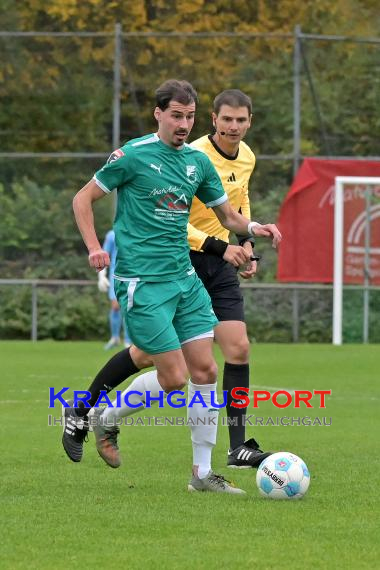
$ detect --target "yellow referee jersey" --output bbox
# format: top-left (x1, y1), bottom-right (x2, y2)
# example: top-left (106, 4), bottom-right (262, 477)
top-left (188, 135), bottom-right (256, 251)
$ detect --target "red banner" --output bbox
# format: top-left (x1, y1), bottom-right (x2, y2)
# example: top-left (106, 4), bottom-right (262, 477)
top-left (277, 159), bottom-right (380, 284)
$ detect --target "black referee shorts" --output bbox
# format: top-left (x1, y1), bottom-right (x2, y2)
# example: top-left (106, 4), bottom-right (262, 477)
top-left (190, 250), bottom-right (245, 322)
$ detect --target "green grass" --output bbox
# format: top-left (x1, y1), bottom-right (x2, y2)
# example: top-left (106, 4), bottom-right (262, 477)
top-left (0, 341), bottom-right (379, 569)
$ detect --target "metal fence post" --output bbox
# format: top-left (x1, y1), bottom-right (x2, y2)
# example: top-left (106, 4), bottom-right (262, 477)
top-left (292, 288), bottom-right (300, 342)
top-left (31, 282), bottom-right (38, 341)
top-left (113, 23), bottom-right (122, 150)
top-left (363, 186), bottom-right (371, 343)
top-left (112, 23), bottom-right (122, 219)
top-left (293, 25), bottom-right (302, 177)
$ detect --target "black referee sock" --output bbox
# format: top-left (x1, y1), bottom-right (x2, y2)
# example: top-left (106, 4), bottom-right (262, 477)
top-left (75, 347), bottom-right (140, 417)
top-left (223, 362), bottom-right (250, 450)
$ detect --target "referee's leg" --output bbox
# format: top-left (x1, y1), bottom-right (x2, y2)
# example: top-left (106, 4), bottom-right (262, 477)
top-left (214, 320), bottom-right (250, 449)
top-left (215, 321), bottom-right (271, 467)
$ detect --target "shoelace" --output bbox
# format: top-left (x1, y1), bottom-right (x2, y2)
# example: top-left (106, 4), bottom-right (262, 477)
top-left (245, 438), bottom-right (264, 453)
top-left (72, 427), bottom-right (89, 443)
top-left (246, 446), bottom-right (264, 453)
top-left (210, 473), bottom-right (234, 489)
top-left (66, 413), bottom-right (89, 442)
top-left (103, 427), bottom-right (120, 449)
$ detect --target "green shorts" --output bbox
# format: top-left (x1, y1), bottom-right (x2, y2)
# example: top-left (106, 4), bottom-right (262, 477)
top-left (114, 272), bottom-right (218, 354)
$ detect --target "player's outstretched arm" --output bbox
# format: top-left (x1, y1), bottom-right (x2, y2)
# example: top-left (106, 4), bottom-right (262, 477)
top-left (213, 201), bottom-right (282, 249)
top-left (72, 179), bottom-right (110, 270)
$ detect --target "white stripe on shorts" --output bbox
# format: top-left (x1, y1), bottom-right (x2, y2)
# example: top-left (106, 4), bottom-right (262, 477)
top-left (114, 276), bottom-right (140, 282)
top-left (127, 281), bottom-right (138, 311)
top-left (181, 330), bottom-right (214, 345)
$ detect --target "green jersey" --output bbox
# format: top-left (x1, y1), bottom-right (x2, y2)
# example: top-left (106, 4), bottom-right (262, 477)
top-left (94, 133), bottom-right (227, 281)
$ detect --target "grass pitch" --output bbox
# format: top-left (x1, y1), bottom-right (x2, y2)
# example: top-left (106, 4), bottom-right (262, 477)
top-left (0, 341), bottom-right (379, 569)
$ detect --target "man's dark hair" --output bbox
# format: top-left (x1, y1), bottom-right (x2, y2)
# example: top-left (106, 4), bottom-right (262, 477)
top-left (155, 79), bottom-right (198, 111)
top-left (213, 89), bottom-right (252, 115)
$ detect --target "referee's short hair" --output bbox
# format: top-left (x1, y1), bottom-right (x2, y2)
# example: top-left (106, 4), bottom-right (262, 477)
top-left (214, 89), bottom-right (252, 115)
top-left (155, 79), bottom-right (198, 110)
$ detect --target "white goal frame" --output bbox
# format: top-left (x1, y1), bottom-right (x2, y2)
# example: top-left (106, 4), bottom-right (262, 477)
top-left (333, 176), bottom-right (380, 345)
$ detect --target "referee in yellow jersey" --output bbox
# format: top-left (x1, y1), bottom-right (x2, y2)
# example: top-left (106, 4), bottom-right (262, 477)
top-left (188, 90), bottom-right (270, 467)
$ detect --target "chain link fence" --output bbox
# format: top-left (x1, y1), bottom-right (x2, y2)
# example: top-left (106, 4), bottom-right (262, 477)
top-left (1, 280), bottom-right (379, 343)
top-left (1, 28), bottom-right (379, 173)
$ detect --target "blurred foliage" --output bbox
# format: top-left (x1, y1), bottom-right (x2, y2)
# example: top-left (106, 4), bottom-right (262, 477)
top-left (0, 286), bottom-right (110, 340)
top-left (0, 179), bottom-right (112, 278)
top-left (243, 288), bottom-right (380, 343)
top-left (1, 0), bottom-right (379, 158)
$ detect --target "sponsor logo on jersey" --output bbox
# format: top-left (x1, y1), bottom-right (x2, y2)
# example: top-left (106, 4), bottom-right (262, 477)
top-left (152, 188), bottom-right (190, 219)
top-left (227, 172), bottom-right (236, 182)
top-left (156, 192), bottom-right (188, 211)
top-left (107, 148), bottom-right (125, 163)
top-left (149, 185), bottom-right (182, 197)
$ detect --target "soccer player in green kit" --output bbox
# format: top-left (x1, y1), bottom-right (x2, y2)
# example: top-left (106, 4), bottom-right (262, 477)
top-left (68, 79), bottom-right (281, 494)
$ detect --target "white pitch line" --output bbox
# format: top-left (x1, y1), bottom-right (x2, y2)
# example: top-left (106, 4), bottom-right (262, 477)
top-left (0, 399), bottom-right (45, 404)
top-left (253, 385), bottom-right (297, 395)
top-left (28, 374), bottom-right (60, 379)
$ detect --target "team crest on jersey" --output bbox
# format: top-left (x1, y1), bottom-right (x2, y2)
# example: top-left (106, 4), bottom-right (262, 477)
top-left (186, 165), bottom-right (197, 182)
top-left (107, 148), bottom-right (125, 164)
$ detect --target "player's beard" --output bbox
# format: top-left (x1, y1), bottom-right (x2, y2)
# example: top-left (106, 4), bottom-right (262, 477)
top-left (173, 130), bottom-right (188, 147)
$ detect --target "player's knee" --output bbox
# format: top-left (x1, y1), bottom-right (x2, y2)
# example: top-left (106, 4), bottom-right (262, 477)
top-left (130, 346), bottom-right (154, 369)
top-left (225, 336), bottom-right (250, 363)
top-left (159, 370), bottom-right (187, 392)
top-left (191, 360), bottom-right (218, 385)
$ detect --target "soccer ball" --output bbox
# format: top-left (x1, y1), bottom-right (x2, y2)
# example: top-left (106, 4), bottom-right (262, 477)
top-left (256, 452), bottom-right (310, 499)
